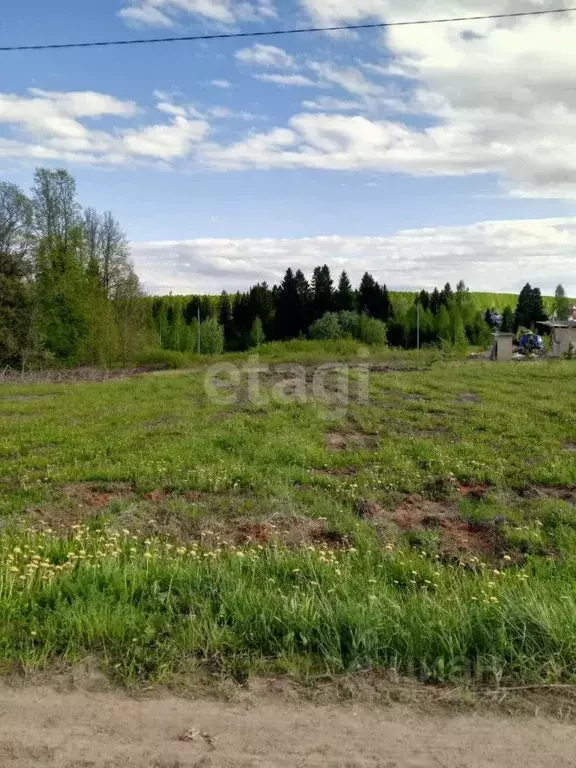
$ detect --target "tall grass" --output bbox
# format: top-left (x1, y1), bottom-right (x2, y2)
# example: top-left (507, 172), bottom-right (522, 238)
top-left (2, 525), bottom-right (576, 686)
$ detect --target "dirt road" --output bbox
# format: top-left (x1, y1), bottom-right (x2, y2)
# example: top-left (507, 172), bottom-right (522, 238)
top-left (0, 684), bottom-right (574, 767)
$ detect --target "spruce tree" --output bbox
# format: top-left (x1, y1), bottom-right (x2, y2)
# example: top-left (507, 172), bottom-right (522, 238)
top-left (553, 284), bottom-right (570, 321)
top-left (429, 287), bottom-right (442, 315)
top-left (335, 270), bottom-right (355, 312)
top-left (500, 306), bottom-right (515, 333)
top-left (311, 264), bottom-right (334, 320)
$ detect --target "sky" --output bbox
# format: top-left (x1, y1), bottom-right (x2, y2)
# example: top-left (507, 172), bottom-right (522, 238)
top-left (0, 0), bottom-right (575, 296)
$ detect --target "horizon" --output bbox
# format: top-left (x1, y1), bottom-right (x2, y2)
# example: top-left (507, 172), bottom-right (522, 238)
top-left (1, 1), bottom-right (575, 296)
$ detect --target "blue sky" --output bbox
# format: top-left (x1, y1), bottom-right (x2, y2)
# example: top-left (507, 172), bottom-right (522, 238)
top-left (1, 0), bottom-right (575, 296)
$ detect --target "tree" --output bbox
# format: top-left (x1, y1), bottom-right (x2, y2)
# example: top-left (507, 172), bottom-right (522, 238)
top-left (553, 284), bottom-right (570, 320)
top-left (440, 282), bottom-right (453, 306)
top-left (335, 270), bottom-right (355, 312)
top-left (434, 305), bottom-right (452, 342)
top-left (250, 316), bottom-right (265, 348)
top-left (32, 168), bottom-right (80, 248)
top-left (199, 317), bottom-right (224, 355)
top-left (247, 283), bottom-right (275, 341)
top-left (97, 211), bottom-right (132, 298)
top-left (515, 283), bottom-right (547, 330)
top-left (500, 306), bottom-right (515, 333)
top-left (358, 272), bottom-right (380, 317)
top-left (378, 284), bottom-right (393, 322)
top-left (275, 268), bottom-right (299, 339)
top-left (294, 269), bottom-right (311, 333)
top-left (219, 291), bottom-right (234, 347)
top-left (429, 287), bottom-right (442, 315)
top-left (531, 287), bottom-right (547, 325)
top-left (416, 290), bottom-right (430, 312)
top-left (357, 272), bottom-right (391, 321)
top-left (0, 181), bottom-right (34, 366)
top-left (311, 264), bottom-right (334, 320)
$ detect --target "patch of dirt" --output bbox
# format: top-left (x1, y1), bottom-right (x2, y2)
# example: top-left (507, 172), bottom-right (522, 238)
top-left (312, 466), bottom-right (358, 477)
top-left (354, 499), bottom-right (383, 519)
top-left (518, 485), bottom-right (576, 504)
top-left (377, 495), bottom-right (501, 557)
top-left (1, 684), bottom-right (576, 768)
top-left (399, 392), bottom-right (429, 402)
top-left (457, 392), bottom-right (482, 403)
top-left (63, 483), bottom-right (134, 510)
top-left (563, 441), bottom-right (576, 453)
top-left (201, 515), bottom-right (350, 549)
top-left (457, 483), bottom-right (491, 501)
top-left (325, 431), bottom-right (379, 452)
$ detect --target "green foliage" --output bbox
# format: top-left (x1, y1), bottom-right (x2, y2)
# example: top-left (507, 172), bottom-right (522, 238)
top-left (308, 312), bottom-right (387, 345)
top-left (515, 283), bottom-right (548, 331)
top-left (250, 316), bottom-right (265, 348)
top-left (356, 314), bottom-right (387, 345)
top-left (500, 306), bottom-right (515, 333)
top-left (335, 270), bottom-right (355, 312)
top-left (199, 316), bottom-right (225, 355)
top-left (554, 284), bottom-right (570, 321)
top-left (309, 312), bottom-right (344, 340)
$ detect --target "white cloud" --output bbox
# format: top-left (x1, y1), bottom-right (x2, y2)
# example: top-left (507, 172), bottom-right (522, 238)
top-left (119, 0), bottom-right (275, 27)
top-left (255, 73), bottom-right (318, 87)
top-left (130, 217), bottom-right (576, 296)
top-left (122, 116), bottom-right (209, 159)
top-left (191, 1), bottom-right (576, 198)
top-left (207, 106), bottom-right (263, 121)
top-left (235, 44), bottom-right (296, 68)
top-left (210, 80), bottom-right (232, 89)
top-left (0, 89), bottom-right (209, 165)
top-left (301, 97), bottom-right (367, 112)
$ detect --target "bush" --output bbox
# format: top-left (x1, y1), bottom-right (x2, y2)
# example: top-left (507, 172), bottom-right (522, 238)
top-left (309, 312), bottom-right (344, 341)
top-left (309, 312), bottom-right (387, 346)
top-left (356, 314), bottom-right (387, 346)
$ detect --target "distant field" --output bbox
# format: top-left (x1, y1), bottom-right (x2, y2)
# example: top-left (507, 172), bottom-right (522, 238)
top-left (390, 291), bottom-right (575, 313)
top-left (0, 342), bottom-right (575, 687)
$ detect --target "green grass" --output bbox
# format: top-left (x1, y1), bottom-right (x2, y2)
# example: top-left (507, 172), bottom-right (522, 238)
top-left (0, 343), bottom-right (575, 687)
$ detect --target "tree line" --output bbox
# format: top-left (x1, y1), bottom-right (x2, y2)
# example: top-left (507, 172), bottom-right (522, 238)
top-left (1, 167), bottom-right (566, 369)
top-left (0, 168), bottom-right (150, 370)
top-left (150, 274), bottom-right (497, 355)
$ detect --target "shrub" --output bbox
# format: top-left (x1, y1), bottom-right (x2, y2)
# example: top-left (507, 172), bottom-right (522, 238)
top-left (356, 314), bottom-right (387, 346)
top-left (309, 312), bottom-right (344, 341)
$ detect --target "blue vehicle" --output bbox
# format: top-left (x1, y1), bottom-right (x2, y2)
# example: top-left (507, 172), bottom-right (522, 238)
top-left (518, 333), bottom-right (545, 353)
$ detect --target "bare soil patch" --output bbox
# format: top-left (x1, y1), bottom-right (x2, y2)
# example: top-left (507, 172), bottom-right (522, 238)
top-left (563, 441), bottom-right (576, 453)
top-left (325, 431), bottom-right (379, 452)
top-left (312, 465), bottom-right (358, 477)
top-left (457, 392), bottom-right (482, 403)
top-left (457, 483), bottom-right (491, 501)
top-left (63, 482), bottom-right (134, 511)
top-left (201, 515), bottom-right (350, 549)
top-left (518, 485), bottom-right (576, 504)
top-left (375, 495), bottom-right (501, 557)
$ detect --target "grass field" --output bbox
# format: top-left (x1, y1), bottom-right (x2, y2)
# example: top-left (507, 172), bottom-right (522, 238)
top-left (0, 341), bottom-right (575, 688)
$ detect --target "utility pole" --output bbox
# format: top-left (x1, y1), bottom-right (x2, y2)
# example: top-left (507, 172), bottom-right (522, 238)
top-left (197, 307), bottom-right (201, 355)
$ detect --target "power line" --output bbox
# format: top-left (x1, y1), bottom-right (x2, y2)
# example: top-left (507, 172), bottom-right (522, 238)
top-left (0, 6), bottom-right (574, 52)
